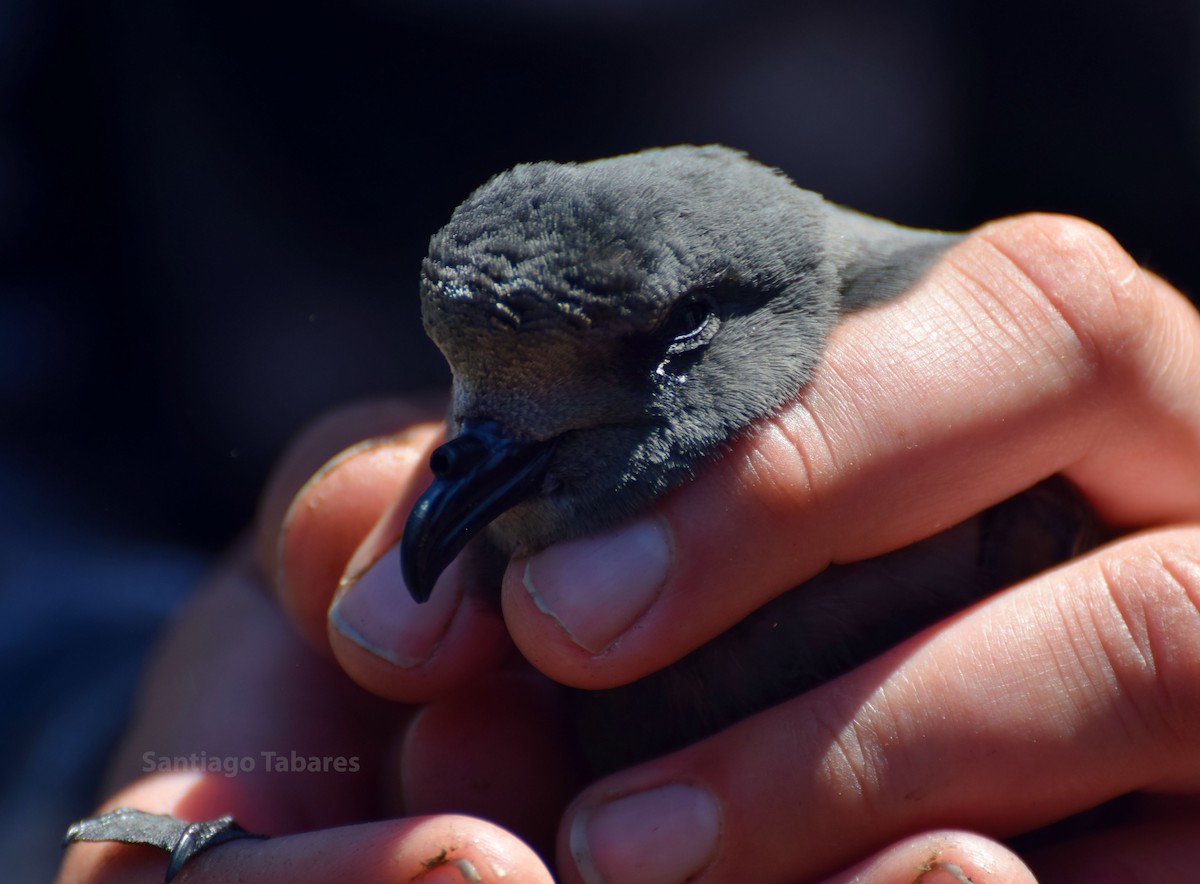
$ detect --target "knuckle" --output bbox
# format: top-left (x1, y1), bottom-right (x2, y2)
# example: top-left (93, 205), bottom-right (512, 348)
top-left (974, 214), bottom-right (1170, 401)
top-left (804, 686), bottom-right (917, 827)
top-left (729, 403), bottom-right (824, 519)
top-left (807, 698), bottom-right (882, 818)
top-left (1093, 529), bottom-right (1200, 752)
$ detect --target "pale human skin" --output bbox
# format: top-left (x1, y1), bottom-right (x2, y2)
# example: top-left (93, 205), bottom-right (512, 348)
top-left (59, 215), bottom-right (1200, 883)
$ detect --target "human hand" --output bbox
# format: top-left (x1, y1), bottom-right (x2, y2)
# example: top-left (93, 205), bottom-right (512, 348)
top-left (64, 213), bottom-right (1200, 883)
top-left (56, 402), bottom-right (559, 884)
top-left (312, 215), bottom-right (1200, 881)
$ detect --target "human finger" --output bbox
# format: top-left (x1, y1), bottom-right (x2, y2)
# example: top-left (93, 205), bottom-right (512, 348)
top-left (254, 398), bottom-right (516, 697)
top-left (61, 773), bottom-right (552, 884)
top-left (315, 433), bottom-right (518, 703)
top-left (255, 398), bottom-right (443, 652)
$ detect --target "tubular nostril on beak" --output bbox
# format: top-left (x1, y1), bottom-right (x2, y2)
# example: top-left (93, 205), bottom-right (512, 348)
top-left (430, 422), bottom-right (503, 478)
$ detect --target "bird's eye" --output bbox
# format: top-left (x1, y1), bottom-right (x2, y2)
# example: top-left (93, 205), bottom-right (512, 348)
top-left (662, 292), bottom-right (719, 356)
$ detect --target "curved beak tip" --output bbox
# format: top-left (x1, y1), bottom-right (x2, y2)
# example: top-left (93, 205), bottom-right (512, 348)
top-left (399, 548), bottom-right (434, 604)
top-left (400, 497), bottom-right (440, 604)
top-left (397, 422), bottom-right (558, 605)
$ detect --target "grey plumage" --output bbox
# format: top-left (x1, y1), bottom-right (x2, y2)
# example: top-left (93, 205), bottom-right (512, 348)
top-left (411, 145), bottom-right (955, 572)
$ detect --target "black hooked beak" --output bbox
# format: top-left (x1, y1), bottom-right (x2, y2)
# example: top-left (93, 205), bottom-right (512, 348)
top-left (400, 420), bottom-right (558, 603)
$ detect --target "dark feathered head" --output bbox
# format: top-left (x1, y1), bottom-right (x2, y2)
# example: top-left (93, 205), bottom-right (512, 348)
top-left (403, 145), bottom-right (950, 600)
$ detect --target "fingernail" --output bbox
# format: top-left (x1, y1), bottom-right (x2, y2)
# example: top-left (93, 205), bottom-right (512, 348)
top-left (523, 516), bottom-right (671, 654)
top-left (570, 784), bottom-right (720, 884)
top-left (330, 546), bottom-right (460, 667)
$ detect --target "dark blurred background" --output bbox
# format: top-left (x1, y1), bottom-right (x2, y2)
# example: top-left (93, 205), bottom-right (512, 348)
top-left (4, 0), bottom-right (1198, 553)
top-left (2, 0), bottom-right (1198, 878)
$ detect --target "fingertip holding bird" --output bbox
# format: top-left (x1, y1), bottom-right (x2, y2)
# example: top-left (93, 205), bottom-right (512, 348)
top-left (567, 783), bottom-right (721, 884)
top-left (517, 514), bottom-right (673, 655)
top-left (272, 424), bottom-right (445, 653)
top-left (330, 546), bottom-right (463, 669)
top-left (327, 495), bottom-right (517, 702)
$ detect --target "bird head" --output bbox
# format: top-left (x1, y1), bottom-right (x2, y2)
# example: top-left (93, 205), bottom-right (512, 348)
top-left (401, 146), bottom-right (863, 601)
